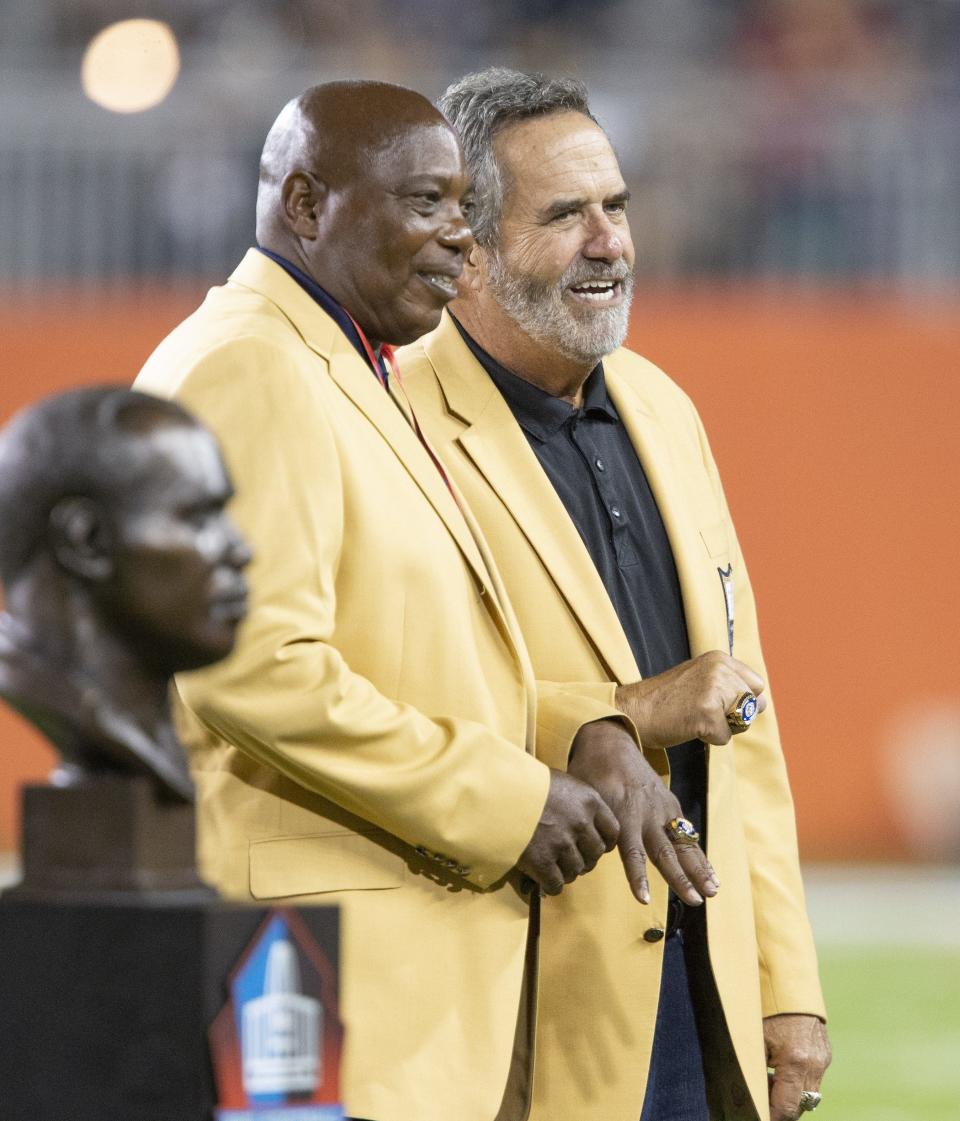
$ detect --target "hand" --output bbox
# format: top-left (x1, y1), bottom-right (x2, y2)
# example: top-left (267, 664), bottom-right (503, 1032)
top-left (568, 720), bottom-right (719, 905)
top-left (515, 768), bottom-right (620, 896)
top-left (615, 650), bottom-right (767, 750)
top-left (765, 1014), bottom-right (832, 1121)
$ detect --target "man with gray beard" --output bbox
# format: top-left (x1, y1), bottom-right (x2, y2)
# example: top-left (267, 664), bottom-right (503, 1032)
top-left (399, 69), bottom-right (830, 1121)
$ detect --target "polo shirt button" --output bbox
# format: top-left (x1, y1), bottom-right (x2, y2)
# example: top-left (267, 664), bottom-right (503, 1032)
top-left (643, 927), bottom-right (665, 943)
top-left (595, 457), bottom-right (606, 471)
top-left (610, 505), bottom-right (622, 518)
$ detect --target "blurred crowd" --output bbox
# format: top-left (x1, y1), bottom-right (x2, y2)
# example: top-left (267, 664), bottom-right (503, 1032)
top-left (1, 0), bottom-right (958, 288)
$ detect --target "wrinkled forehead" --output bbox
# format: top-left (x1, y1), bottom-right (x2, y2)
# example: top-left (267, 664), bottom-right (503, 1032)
top-left (494, 111), bottom-right (622, 197)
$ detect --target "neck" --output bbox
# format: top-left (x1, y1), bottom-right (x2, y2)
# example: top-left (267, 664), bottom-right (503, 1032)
top-left (260, 238), bottom-right (384, 353)
top-left (451, 293), bottom-right (594, 407)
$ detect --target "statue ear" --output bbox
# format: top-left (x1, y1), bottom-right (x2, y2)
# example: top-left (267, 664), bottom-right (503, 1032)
top-left (48, 498), bottom-right (114, 582)
top-left (281, 170), bottom-right (328, 239)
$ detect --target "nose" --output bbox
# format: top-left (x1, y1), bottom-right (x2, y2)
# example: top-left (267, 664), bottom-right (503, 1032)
top-left (224, 520), bottom-right (253, 570)
top-left (582, 210), bottom-right (625, 263)
top-left (438, 207), bottom-right (474, 255)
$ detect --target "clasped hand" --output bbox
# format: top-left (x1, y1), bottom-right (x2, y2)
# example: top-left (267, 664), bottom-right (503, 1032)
top-left (616, 650), bottom-right (767, 750)
top-left (515, 720), bottom-right (719, 903)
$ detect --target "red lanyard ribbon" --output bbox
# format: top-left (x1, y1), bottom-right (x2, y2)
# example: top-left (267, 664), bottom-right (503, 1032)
top-left (345, 313), bottom-right (454, 494)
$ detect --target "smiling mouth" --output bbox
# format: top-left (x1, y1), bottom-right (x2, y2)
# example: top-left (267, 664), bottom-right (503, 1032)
top-left (418, 272), bottom-right (458, 300)
top-left (568, 279), bottom-right (622, 305)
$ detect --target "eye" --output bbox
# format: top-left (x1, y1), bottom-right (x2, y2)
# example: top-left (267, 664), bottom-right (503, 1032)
top-left (182, 505), bottom-right (215, 529)
top-left (605, 200), bottom-right (627, 216)
top-left (550, 208), bottom-right (578, 224)
top-left (412, 191), bottom-right (441, 212)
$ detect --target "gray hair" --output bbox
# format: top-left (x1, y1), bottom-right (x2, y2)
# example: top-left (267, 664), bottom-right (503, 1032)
top-left (438, 67), bottom-right (597, 247)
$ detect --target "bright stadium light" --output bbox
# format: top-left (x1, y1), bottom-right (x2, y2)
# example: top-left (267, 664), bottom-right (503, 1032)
top-left (81, 19), bottom-right (180, 114)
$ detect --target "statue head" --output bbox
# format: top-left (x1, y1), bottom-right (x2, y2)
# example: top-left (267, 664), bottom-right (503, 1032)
top-left (0, 387), bottom-right (252, 799)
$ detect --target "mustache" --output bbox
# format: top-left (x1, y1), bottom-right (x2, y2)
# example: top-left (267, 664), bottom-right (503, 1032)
top-left (561, 259), bottom-right (634, 288)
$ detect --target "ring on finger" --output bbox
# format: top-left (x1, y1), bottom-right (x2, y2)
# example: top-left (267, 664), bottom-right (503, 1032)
top-left (665, 817), bottom-right (700, 847)
top-left (798, 1090), bottom-right (822, 1113)
top-left (726, 691), bottom-right (758, 733)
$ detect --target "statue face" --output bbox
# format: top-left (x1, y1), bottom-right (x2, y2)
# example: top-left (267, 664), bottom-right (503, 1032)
top-left (102, 423), bottom-right (252, 673)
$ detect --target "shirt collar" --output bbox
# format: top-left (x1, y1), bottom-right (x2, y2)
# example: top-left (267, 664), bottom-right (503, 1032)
top-left (257, 247), bottom-right (384, 377)
top-left (450, 314), bottom-right (617, 442)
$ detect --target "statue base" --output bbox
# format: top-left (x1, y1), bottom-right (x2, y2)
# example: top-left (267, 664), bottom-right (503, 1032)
top-left (0, 895), bottom-right (340, 1121)
top-left (7, 775), bottom-right (211, 899)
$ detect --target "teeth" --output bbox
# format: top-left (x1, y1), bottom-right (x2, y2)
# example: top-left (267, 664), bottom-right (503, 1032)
top-left (422, 273), bottom-right (456, 293)
top-left (572, 283), bottom-right (616, 303)
top-left (570, 280), bottom-right (618, 303)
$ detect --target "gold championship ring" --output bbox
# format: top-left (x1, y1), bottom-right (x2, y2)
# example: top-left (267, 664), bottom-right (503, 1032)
top-left (665, 817), bottom-right (700, 847)
top-left (726, 691), bottom-right (758, 733)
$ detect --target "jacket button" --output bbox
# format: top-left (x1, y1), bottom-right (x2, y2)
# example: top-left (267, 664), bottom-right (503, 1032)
top-left (643, 927), bottom-right (665, 943)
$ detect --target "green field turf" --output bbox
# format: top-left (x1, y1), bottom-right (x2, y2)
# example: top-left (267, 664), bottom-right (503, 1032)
top-left (814, 946), bottom-right (960, 1120)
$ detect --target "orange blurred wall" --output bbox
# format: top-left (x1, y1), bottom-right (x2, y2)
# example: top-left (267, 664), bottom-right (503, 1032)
top-left (1, 284), bottom-right (958, 860)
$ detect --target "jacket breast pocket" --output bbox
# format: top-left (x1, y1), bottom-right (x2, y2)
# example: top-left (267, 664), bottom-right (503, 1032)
top-left (248, 830), bottom-right (405, 900)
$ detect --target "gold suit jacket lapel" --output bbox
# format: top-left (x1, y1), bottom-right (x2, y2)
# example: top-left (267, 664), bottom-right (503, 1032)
top-left (605, 360), bottom-right (724, 657)
top-left (231, 252), bottom-right (496, 608)
top-left (425, 315), bottom-right (639, 684)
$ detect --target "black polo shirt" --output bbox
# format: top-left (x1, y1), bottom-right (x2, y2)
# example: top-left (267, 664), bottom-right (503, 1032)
top-left (452, 316), bottom-right (706, 843)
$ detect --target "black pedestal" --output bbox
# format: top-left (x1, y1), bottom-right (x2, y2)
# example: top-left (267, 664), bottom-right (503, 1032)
top-left (0, 896), bottom-right (340, 1121)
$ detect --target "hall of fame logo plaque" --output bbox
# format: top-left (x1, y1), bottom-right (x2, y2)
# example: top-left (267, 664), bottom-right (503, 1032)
top-left (209, 909), bottom-right (344, 1121)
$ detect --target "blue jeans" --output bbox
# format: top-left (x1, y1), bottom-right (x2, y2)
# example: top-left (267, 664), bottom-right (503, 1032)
top-left (639, 929), bottom-right (710, 1121)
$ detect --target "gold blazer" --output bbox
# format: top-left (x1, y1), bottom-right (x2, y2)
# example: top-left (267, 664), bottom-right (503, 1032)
top-left (399, 311), bottom-right (827, 1121)
top-left (136, 252), bottom-right (623, 1121)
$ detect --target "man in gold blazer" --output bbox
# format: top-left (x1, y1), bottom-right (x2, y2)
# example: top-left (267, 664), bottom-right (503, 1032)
top-left (399, 70), bottom-right (831, 1121)
top-left (136, 82), bottom-right (718, 1121)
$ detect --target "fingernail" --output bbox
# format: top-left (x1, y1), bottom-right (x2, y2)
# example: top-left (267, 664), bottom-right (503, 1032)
top-left (640, 887), bottom-right (650, 904)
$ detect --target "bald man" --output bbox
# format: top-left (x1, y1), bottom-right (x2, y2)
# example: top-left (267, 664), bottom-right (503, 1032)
top-left (136, 82), bottom-right (716, 1121)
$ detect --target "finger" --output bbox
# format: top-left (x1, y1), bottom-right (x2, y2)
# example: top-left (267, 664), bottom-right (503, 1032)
top-left (536, 867), bottom-right (565, 896)
top-left (724, 685), bottom-right (767, 736)
top-left (702, 714), bottom-right (733, 746)
top-left (768, 1067), bottom-right (804, 1121)
top-left (648, 837), bottom-right (704, 906)
top-left (592, 796), bottom-right (621, 851)
top-left (574, 824), bottom-right (608, 870)
top-left (673, 840), bottom-right (720, 897)
top-left (615, 820), bottom-right (650, 903)
top-left (556, 843), bottom-right (586, 885)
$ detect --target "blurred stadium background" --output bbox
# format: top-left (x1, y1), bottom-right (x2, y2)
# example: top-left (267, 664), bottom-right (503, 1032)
top-left (0, 2), bottom-right (958, 1116)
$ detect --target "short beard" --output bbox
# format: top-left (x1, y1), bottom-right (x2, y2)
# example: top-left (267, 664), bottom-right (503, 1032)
top-left (485, 251), bottom-right (634, 365)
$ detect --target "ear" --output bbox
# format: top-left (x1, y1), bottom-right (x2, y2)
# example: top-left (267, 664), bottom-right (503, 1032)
top-left (280, 170), bottom-right (328, 240)
top-left (48, 498), bottom-right (114, 582)
top-left (458, 242), bottom-right (485, 293)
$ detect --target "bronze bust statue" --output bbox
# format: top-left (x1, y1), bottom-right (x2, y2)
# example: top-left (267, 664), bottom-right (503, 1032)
top-left (0, 387), bottom-right (251, 894)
